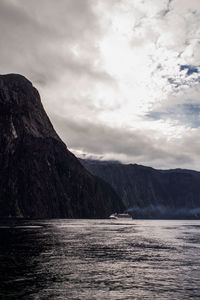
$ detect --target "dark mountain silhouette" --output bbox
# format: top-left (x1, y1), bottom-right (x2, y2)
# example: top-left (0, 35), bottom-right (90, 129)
top-left (82, 160), bottom-right (200, 219)
top-left (0, 74), bottom-right (124, 218)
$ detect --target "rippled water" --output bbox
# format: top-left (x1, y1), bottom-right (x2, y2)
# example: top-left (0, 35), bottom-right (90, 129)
top-left (0, 219), bottom-right (200, 299)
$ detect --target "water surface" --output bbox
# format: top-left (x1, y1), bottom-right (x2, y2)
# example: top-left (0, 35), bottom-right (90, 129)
top-left (0, 219), bottom-right (200, 299)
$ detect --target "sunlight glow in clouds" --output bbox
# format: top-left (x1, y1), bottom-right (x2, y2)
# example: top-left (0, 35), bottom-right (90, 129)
top-left (1, 0), bottom-right (200, 169)
top-left (91, 0), bottom-right (200, 136)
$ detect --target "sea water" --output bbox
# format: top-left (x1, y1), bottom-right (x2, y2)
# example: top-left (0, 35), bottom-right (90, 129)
top-left (0, 219), bottom-right (200, 299)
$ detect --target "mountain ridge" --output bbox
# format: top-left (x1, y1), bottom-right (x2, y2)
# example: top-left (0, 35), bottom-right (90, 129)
top-left (0, 74), bottom-right (124, 218)
top-left (81, 159), bottom-right (200, 219)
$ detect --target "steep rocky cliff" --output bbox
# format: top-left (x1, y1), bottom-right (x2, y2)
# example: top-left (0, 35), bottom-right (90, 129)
top-left (0, 74), bottom-right (124, 218)
top-left (82, 160), bottom-right (200, 219)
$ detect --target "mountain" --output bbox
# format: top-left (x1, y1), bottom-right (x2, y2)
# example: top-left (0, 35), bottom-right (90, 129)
top-left (0, 74), bottom-right (124, 218)
top-left (82, 160), bottom-right (200, 219)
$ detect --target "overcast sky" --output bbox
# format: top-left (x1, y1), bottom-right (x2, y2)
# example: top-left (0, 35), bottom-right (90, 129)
top-left (1, 0), bottom-right (200, 170)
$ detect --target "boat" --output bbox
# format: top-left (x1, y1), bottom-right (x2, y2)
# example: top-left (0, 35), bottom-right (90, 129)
top-left (109, 212), bottom-right (132, 219)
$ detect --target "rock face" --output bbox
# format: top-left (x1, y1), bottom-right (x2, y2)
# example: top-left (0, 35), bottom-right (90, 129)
top-left (0, 74), bottom-right (124, 218)
top-left (82, 160), bottom-right (200, 219)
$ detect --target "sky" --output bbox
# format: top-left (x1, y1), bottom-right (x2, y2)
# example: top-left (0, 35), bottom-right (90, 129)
top-left (1, 0), bottom-right (200, 170)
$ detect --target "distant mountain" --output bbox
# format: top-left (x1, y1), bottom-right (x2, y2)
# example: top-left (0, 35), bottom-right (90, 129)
top-left (82, 160), bottom-right (200, 219)
top-left (0, 74), bottom-right (124, 218)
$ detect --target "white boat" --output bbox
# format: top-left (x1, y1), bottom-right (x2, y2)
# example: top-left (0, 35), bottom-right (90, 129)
top-left (109, 212), bottom-right (132, 219)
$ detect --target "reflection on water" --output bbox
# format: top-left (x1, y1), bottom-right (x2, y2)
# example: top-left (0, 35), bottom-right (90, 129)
top-left (0, 219), bottom-right (200, 299)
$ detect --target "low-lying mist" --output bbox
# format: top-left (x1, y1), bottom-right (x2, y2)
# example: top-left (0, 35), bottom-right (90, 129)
top-left (127, 205), bottom-right (200, 219)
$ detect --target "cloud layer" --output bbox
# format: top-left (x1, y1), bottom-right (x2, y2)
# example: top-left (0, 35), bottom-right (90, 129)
top-left (1, 0), bottom-right (200, 170)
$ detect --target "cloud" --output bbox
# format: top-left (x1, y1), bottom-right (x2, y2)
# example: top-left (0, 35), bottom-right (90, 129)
top-left (146, 83), bottom-right (200, 129)
top-left (0, 0), bottom-right (118, 132)
top-left (51, 113), bottom-right (195, 170)
top-left (1, 0), bottom-right (200, 170)
top-left (0, 0), bottom-right (112, 85)
top-left (147, 103), bottom-right (200, 128)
